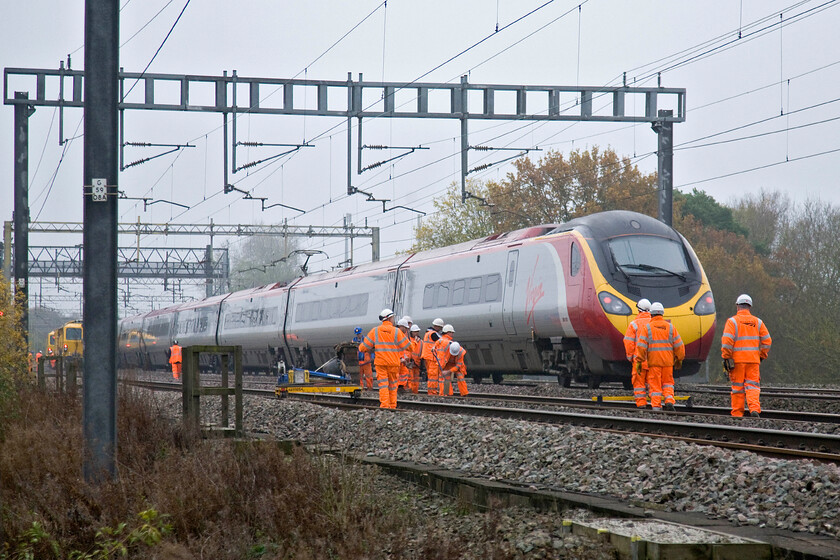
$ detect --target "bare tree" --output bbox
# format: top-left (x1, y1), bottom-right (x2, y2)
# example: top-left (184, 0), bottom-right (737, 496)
top-left (228, 230), bottom-right (301, 291)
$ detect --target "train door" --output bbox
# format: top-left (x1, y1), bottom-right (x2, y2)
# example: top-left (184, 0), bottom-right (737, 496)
top-left (393, 269), bottom-right (408, 317)
top-left (566, 240), bottom-right (582, 324)
top-left (503, 250), bottom-right (519, 335)
top-left (386, 270), bottom-right (397, 310)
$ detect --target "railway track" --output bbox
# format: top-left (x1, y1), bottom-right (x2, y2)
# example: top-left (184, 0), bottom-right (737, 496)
top-left (684, 383), bottom-right (840, 401)
top-left (128, 379), bottom-right (840, 463)
top-left (455, 390), bottom-right (840, 424)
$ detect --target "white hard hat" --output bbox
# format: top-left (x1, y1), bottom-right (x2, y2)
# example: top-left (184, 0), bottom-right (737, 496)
top-left (442, 324), bottom-right (455, 334)
top-left (379, 308), bottom-right (395, 321)
top-left (736, 294), bottom-right (752, 306)
top-left (649, 302), bottom-right (665, 315)
top-left (410, 324), bottom-right (421, 332)
top-left (401, 315), bottom-right (412, 324)
top-left (449, 341), bottom-right (462, 356)
top-left (397, 318), bottom-right (409, 328)
top-left (636, 298), bottom-right (651, 311)
top-left (432, 318), bottom-right (445, 328)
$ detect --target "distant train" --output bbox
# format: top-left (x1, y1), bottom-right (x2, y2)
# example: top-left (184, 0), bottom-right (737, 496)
top-left (117, 210), bottom-right (716, 387)
top-left (47, 320), bottom-right (84, 357)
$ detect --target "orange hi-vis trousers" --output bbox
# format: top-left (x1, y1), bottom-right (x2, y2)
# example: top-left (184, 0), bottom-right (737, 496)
top-left (425, 358), bottom-right (439, 395)
top-left (407, 365), bottom-right (420, 394)
top-left (359, 363), bottom-right (374, 389)
top-left (631, 365), bottom-right (648, 408)
top-left (729, 362), bottom-right (760, 416)
top-left (376, 364), bottom-right (400, 409)
top-left (646, 366), bottom-right (675, 409)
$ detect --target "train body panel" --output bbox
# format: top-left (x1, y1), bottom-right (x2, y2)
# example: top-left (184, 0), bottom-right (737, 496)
top-left (141, 307), bottom-right (178, 369)
top-left (219, 286), bottom-right (287, 368)
top-left (117, 211), bottom-right (716, 383)
top-left (117, 314), bottom-right (146, 368)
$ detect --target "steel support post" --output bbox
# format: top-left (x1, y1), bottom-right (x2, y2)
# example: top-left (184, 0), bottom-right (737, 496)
top-left (652, 109), bottom-right (674, 226)
top-left (83, 0), bottom-right (119, 483)
top-left (14, 92), bottom-right (34, 342)
top-left (204, 244), bottom-right (214, 297)
top-left (459, 75), bottom-right (469, 203)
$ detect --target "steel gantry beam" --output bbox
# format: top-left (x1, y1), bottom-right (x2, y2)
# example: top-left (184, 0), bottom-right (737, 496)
top-left (4, 66), bottom-right (684, 216)
top-left (25, 246), bottom-right (229, 280)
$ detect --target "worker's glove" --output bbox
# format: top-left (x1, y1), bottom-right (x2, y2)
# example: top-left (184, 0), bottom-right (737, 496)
top-left (358, 351), bottom-right (365, 362)
top-left (633, 362), bottom-right (642, 375)
top-left (722, 358), bottom-right (735, 372)
top-left (674, 358), bottom-right (683, 370)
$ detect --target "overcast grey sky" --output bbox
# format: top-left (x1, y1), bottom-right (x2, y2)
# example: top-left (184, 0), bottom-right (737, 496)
top-left (3, 1), bottom-right (840, 310)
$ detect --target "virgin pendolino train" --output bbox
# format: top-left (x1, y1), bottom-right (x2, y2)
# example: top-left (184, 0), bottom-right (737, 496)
top-left (118, 210), bottom-right (716, 387)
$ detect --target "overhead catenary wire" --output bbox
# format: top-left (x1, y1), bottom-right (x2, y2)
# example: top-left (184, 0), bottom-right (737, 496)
top-left (125, 1), bottom-right (798, 230)
top-left (123, 0), bottom-right (192, 99)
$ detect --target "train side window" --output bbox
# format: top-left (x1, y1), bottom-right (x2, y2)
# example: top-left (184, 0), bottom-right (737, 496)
top-left (452, 279), bottom-right (466, 306)
top-left (423, 284), bottom-right (435, 309)
top-left (570, 243), bottom-right (581, 277)
top-left (436, 282), bottom-right (450, 308)
top-left (467, 277), bottom-right (482, 304)
top-left (507, 261), bottom-right (516, 287)
top-left (484, 274), bottom-right (501, 302)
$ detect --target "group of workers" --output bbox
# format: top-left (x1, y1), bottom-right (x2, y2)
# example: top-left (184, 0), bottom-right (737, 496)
top-left (27, 349), bottom-right (57, 372)
top-left (624, 293), bottom-right (771, 417)
top-left (358, 309), bottom-right (469, 409)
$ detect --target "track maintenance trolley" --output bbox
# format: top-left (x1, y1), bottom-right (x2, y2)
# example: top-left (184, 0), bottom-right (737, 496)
top-left (275, 360), bottom-right (361, 399)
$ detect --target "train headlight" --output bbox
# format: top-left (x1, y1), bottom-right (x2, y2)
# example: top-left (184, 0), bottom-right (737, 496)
top-left (598, 291), bottom-right (632, 315)
top-left (693, 291), bottom-right (715, 315)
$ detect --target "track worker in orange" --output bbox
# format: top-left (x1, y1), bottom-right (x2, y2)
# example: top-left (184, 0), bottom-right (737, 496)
top-left (634, 302), bottom-right (684, 411)
top-left (432, 324), bottom-right (457, 396)
top-left (623, 298), bottom-right (652, 408)
top-left (422, 318), bottom-right (445, 395)
top-left (169, 340), bottom-right (182, 380)
top-left (407, 324), bottom-right (423, 394)
top-left (359, 309), bottom-right (411, 409)
top-left (358, 349), bottom-right (374, 390)
top-left (396, 318), bottom-right (411, 391)
top-left (721, 294), bottom-right (772, 418)
top-left (438, 341), bottom-right (469, 397)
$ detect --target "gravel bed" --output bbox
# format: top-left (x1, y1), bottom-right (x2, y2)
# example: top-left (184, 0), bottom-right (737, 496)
top-left (460, 381), bottom-right (840, 435)
top-left (151, 389), bottom-right (840, 541)
top-left (362, 462), bottom-right (619, 559)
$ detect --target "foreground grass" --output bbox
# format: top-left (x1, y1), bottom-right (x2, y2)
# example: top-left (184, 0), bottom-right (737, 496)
top-left (0, 385), bottom-right (443, 559)
top-left (1, 384), bottom-right (618, 560)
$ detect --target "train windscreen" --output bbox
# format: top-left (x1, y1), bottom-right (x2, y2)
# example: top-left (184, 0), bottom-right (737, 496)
top-left (608, 236), bottom-right (690, 275)
top-left (65, 327), bottom-right (83, 340)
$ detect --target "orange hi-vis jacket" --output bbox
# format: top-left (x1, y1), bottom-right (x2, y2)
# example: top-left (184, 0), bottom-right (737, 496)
top-left (410, 336), bottom-right (423, 366)
top-left (438, 342), bottom-right (466, 376)
top-left (721, 309), bottom-right (771, 364)
top-left (422, 329), bottom-right (441, 360)
top-left (431, 333), bottom-right (454, 368)
top-left (359, 321), bottom-right (411, 368)
top-left (634, 315), bottom-right (685, 367)
top-left (623, 311), bottom-right (651, 362)
top-left (169, 344), bottom-right (182, 364)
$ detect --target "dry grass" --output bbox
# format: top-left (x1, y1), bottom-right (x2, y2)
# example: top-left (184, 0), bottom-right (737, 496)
top-left (0, 385), bottom-right (445, 559)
